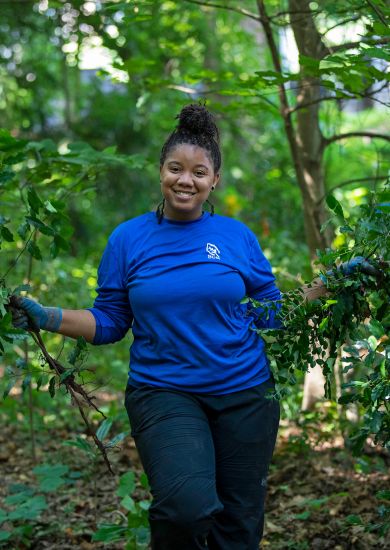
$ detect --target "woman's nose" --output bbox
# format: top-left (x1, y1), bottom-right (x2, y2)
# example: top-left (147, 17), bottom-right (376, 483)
top-left (177, 171), bottom-right (193, 185)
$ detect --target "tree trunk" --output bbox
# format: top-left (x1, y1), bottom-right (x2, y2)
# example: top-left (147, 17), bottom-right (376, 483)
top-left (257, 0), bottom-right (332, 406)
top-left (288, 0), bottom-right (332, 259)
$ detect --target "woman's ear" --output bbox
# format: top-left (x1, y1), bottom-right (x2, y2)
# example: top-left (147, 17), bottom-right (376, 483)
top-left (212, 173), bottom-right (220, 188)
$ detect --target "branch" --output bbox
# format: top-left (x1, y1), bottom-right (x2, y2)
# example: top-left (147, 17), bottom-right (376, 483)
top-left (289, 82), bottom-right (390, 113)
top-left (289, 95), bottom-right (340, 113)
top-left (321, 16), bottom-right (361, 36)
top-left (182, 0), bottom-right (260, 21)
top-left (317, 175), bottom-right (389, 205)
top-left (324, 132), bottom-right (390, 146)
top-left (366, 0), bottom-right (388, 27)
top-left (328, 36), bottom-right (390, 55)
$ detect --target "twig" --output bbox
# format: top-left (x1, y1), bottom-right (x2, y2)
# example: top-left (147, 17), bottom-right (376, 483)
top-left (182, 0), bottom-right (260, 22)
top-left (324, 132), bottom-right (390, 147)
top-left (28, 330), bottom-right (114, 475)
top-left (365, 0), bottom-right (388, 26)
top-left (7, 296), bottom-right (114, 475)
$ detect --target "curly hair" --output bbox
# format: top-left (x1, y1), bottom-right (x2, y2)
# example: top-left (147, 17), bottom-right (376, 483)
top-left (160, 103), bottom-right (221, 173)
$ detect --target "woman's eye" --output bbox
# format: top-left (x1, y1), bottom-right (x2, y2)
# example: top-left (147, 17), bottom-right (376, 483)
top-left (195, 171), bottom-right (205, 177)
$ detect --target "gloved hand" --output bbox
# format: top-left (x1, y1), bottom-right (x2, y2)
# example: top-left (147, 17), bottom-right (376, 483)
top-left (339, 256), bottom-right (379, 277)
top-left (9, 296), bottom-right (62, 333)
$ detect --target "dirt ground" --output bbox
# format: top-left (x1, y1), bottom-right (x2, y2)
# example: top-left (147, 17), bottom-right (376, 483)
top-left (0, 410), bottom-right (389, 550)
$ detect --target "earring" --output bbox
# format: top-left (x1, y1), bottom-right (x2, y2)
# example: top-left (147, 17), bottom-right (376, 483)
top-left (211, 185), bottom-right (215, 191)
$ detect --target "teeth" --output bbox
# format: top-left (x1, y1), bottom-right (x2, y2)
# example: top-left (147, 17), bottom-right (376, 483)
top-left (175, 191), bottom-right (194, 196)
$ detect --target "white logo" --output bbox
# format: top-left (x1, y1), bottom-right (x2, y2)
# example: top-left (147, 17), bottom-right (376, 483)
top-left (206, 243), bottom-right (220, 260)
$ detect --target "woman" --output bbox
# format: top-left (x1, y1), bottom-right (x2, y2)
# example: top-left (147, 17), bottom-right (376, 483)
top-left (12, 104), bottom-right (330, 549)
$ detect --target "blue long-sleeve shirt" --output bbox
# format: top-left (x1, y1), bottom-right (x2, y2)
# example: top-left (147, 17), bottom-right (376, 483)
top-left (88, 211), bottom-right (282, 395)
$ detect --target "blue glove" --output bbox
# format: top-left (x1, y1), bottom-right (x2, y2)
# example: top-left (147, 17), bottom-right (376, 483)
top-left (10, 296), bottom-right (62, 333)
top-left (339, 256), bottom-right (379, 277)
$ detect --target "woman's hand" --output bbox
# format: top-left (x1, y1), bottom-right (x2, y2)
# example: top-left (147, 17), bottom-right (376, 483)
top-left (339, 256), bottom-right (379, 277)
top-left (10, 296), bottom-right (62, 333)
top-left (10, 296), bottom-right (96, 342)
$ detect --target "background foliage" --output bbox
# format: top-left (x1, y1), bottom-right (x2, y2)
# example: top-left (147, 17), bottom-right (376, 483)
top-left (0, 0), bottom-right (389, 547)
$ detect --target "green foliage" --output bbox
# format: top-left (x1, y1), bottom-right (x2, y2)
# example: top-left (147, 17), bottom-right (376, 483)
top-left (0, 463), bottom-right (79, 547)
top-left (255, 191), bottom-right (389, 452)
top-left (93, 471), bottom-right (151, 548)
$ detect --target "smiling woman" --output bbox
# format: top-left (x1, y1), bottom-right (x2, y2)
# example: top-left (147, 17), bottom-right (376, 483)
top-left (157, 104), bottom-right (221, 222)
top-left (11, 104), bottom-right (283, 550)
top-left (160, 143), bottom-right (219, 221)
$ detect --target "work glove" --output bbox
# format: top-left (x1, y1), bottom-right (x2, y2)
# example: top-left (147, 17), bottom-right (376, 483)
top-left (9, 296), bottom-right (62, 333)
top-left (339, 256), bottom-right (380, 277)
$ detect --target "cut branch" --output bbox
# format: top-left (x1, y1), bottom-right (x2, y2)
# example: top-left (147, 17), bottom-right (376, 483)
top-left (324, 132), bottom-right (390, 147)
top-left (182, 0), bottom-right (260, 21)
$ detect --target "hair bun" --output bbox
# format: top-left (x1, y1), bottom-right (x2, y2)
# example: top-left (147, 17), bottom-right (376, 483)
top-left (176, 104), bottom-right (218, 140)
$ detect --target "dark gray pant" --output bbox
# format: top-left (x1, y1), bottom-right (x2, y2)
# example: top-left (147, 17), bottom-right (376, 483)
top-left (125, 378), bottom-right (279, 550)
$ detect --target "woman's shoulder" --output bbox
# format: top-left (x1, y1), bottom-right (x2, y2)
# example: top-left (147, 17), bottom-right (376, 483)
top-left (108, 212), bottom-right (155, 242)
top-left (211, 214), bottom-right (256, 239)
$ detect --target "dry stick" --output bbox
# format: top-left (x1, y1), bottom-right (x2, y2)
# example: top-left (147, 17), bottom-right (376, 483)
top-left (26, 329), bottom-right (114, 475)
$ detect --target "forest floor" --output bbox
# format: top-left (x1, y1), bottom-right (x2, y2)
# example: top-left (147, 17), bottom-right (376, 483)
top-left (0, 392), bottom-right (389, 550)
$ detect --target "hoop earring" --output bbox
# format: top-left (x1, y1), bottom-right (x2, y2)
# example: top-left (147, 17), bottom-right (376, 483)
top-left (156, 198), bottom-right (165, 224)
top-left (211, 185), bottom-right (215, 191)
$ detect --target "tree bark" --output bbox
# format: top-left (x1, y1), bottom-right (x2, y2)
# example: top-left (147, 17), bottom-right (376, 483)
top-left (257, 0), bottom-right (332, 261)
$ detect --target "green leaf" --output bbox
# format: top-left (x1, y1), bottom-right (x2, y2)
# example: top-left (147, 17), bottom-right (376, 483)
top-left (17, 220), bottom-right (30, 239)
top-left (25, 216), bottom-right (55, 236)
top-left (117, 471), bottom-right (135, 498)
top-left (140, 473), bottom-right (150, 490)
top-left (120, 495), bottom-right (136, 512)
top-left (33, 463), bottom-right (69, 477)
top-left (0, 509), bottom-right (8, 525)
top-left (376, 490), bottom-right (390, 501)
top-left (0, 531), bottom-right (11, 541)
top-left (107, 431), bottom-right (128, 447)
top-left (63, 436), bottom-right (95, 456)
top-left (8, 495), bottom-right (47, 521)
top-left (319, 317), bottom-right (328, 332)
top-left (12, 284), bottom-right (31, 295)
top-left (3, 379), bottom-right (16, 399)
top-left (27, 241), bottom-right (43, 260)
top-left (295, 510), bottom-right (311, 520)
top-left (33, 463), bottom-right (69, 492)
top-left (96, 418), bottom-right (113, 442)
top-left (346, 514), bottom-right (363, 525)
top-left (27, 187), bottom-right (43, 213)
top-left (44, 200), bottom-right (57, 213)
top-left (326, 194), bottom-right (344, 219)
top-left (367, 319), bottom-right (385, 339)
top-left (363, 47), bottom-right (390, 61)
top-left (1, 226), bottom-right (14, 242)
top-left (92, 524), bottom-right (128, 542)
top-left (48, 376), bottom-right (56, 398)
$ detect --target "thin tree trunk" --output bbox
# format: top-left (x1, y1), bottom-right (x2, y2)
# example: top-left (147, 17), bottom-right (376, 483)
top-left (256, 0), bottom-right (331, 406)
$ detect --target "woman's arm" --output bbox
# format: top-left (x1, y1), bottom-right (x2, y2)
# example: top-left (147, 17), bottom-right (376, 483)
top-left (10, 297), bottom-right (96, 343)
top-left (58, 309), bottom-right (96, 342)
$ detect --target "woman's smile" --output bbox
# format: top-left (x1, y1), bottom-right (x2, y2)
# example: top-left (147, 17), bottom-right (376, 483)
top-left (160, 144), bottom-right (219, 221)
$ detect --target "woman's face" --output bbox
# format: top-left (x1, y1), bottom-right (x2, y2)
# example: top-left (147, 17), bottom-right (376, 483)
top-left (160, 144), bottom-right (220, 221)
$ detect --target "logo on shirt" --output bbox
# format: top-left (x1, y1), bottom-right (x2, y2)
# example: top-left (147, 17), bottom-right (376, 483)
top-left (206, 243), bottom-right (220, 260)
